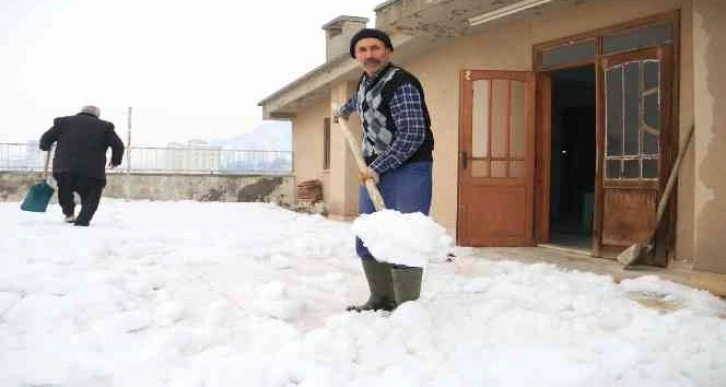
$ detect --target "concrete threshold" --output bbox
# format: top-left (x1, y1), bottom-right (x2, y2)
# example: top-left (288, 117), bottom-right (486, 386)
top-left (462, 246), bottom-right (726, 297)
top-left (538, 243), bottom-right (591, 257)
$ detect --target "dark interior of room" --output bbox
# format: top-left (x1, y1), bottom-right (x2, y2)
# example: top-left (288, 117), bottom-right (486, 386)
top-left (549, 65), bottom-right (596, 251)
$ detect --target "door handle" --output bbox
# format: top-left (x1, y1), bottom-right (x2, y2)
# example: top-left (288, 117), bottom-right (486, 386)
top-left (460, 151), bottom-right (468, 170)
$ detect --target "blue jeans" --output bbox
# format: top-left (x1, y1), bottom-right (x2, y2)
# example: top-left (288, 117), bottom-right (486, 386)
top-left (356, 161), bottom-right (433, 261)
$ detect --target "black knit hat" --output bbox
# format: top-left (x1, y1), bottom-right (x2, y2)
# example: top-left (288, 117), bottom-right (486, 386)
top-left (349, 28), bottom-right (394, 58)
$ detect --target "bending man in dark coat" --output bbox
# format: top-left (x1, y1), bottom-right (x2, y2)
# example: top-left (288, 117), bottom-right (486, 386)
top-left (39, 105), bottom-right (125, 226)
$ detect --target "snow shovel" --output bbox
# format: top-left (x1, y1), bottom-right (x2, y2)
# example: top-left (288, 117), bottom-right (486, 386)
top-left (334, 108), bottom-right (453, 268)
top-left (20, 149), bottom-right (55, 213)
top-left (336, 115), bottom-right (386, 211)
top-left (617, 124), bottom-right (695, 269)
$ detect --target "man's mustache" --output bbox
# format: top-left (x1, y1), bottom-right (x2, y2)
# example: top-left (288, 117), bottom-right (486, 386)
top-left (364, 58), bottom-right (381, 66)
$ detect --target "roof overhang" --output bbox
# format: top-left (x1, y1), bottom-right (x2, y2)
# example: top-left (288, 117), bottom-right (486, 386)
top-left (257, 56), bottom-right (359, 120)
top-left (374, 0), bottom-right (587, 37)
top-left (257, 32), bottom-right (424, 120)
top-left (258, 0), bottom-right (589, 119)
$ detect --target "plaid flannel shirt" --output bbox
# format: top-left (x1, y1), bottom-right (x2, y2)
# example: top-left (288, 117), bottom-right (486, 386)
top-left (339, 77), bottom-right (426, 175)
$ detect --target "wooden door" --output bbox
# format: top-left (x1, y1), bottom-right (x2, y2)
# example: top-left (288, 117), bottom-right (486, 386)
top-left (458, 70), bottom-right (536, 246)
top-left (595, 46), bottom-right (672, 264)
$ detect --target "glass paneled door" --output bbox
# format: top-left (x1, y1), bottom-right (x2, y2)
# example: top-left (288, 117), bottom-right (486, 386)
top-left (597, 46), bottom-right (672, 264)
top-left (458, 70), bottom-right (536, 246)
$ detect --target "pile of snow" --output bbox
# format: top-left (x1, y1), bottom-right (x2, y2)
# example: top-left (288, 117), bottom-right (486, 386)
top-left (1, 199), bottom-right (725, 386)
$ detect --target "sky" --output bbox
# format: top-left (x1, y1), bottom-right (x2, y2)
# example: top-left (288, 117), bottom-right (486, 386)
top-left (2, 199), bottom-right (726, 386)
top-left (0, 0), bottom-right (379, 146)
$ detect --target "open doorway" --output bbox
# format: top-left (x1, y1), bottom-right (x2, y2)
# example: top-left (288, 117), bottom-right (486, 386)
top-left (549, 65), bottom-right (596, 252)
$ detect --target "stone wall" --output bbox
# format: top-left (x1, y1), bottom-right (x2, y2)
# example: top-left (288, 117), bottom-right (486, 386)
top-left (0, 172), bottom-right (295, 206)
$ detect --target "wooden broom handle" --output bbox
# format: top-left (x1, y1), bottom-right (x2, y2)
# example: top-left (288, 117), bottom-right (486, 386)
top-left (654, 124), bottom-right (694, 226)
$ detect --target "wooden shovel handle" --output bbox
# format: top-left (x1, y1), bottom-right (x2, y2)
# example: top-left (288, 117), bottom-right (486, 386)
top-left (336, 116), bottom-right (386, 211)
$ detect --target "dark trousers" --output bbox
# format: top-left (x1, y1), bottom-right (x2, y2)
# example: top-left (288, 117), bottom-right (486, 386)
top-left (356, 161), bottom-right (433, 263)
top-left (53, 172), bottom-right (106, 226)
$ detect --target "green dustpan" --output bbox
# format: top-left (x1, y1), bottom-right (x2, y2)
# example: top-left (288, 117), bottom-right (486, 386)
top-left (20, 148), bottom-right (55, 213)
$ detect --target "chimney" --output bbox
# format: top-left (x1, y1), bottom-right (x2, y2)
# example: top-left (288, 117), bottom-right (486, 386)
top-left (322, 15), bottom-right (369, 62)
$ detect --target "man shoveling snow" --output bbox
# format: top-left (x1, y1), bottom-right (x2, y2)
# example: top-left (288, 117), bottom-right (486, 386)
top-left (335, 28), bottom-right (447, 313)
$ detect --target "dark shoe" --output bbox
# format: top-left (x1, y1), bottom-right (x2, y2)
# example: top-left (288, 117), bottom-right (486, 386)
top-left (347, 259), bottom-right (395, 312)
top-left (391, 266), bottom-right (423, 307)
top-left (73, 222), bottom-right (89, 227)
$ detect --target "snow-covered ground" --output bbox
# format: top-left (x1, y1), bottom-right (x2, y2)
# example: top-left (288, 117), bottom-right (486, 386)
top-left (1, 199), bottom-right (725, 387)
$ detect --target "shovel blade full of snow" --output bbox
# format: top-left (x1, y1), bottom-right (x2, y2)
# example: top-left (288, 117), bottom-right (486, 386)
top-left (20, 180), bottom-right (55, 212)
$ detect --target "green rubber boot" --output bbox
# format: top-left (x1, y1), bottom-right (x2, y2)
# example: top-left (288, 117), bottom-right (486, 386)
top-left (391, 266), bottom-right (423, 307)
top-left (347, 259), bottom-right (395, 312)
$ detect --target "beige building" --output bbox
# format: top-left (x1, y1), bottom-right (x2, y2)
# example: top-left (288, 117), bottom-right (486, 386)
top-left (259, 0), bottom-right (725, 277)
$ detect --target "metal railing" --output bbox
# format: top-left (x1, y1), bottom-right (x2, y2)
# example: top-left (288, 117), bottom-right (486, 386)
top-left (0, 143), bottom-right (292, 175)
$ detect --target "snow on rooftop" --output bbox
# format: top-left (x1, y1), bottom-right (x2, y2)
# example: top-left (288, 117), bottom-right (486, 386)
top-left (1, 199), bottom-right (725, 386)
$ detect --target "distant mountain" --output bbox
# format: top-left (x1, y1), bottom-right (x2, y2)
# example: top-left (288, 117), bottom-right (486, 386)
top-left (210, 120), bottom-right (292, 151)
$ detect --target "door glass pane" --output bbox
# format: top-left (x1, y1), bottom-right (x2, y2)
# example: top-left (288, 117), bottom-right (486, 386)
top-left (623, 159), bottom-right (640, 178)
top-left (644, 92), bottom-right (660, 131)
top-left (606, 159), bottom-right (621, 178)
top-left (643, 130), bottom-right (659, 155)
top-left (541, 39), bottom-right (596, 69)
top-left (643, 158), bottom-right (659, 178)
top-left (510, 80), bottom-right (526, 159)
top-left (642, 59), bottom-right (661, 156)
top-left (605, 56), bottom-right (663, 180)
top-left (606, 66), bottom-right (623, 156)
top-left (471, 160), bottom-right (489, 177)
top-left (468, 74), bottom-right (529, 180)
top-left (623, 62), bottom-right (641, 155)
top-left (472, 80), bottom-right (490, 158)
top-left (603, 23), bottom-right (672, 55)
top-left (644, 60), bottom-right (660, 90)
top-left (510, 161), bottom-right (525, 178)
top-left (491, 161), bottom-right (507, 177)
top-left (491, 80), bottom-right (509, 158)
